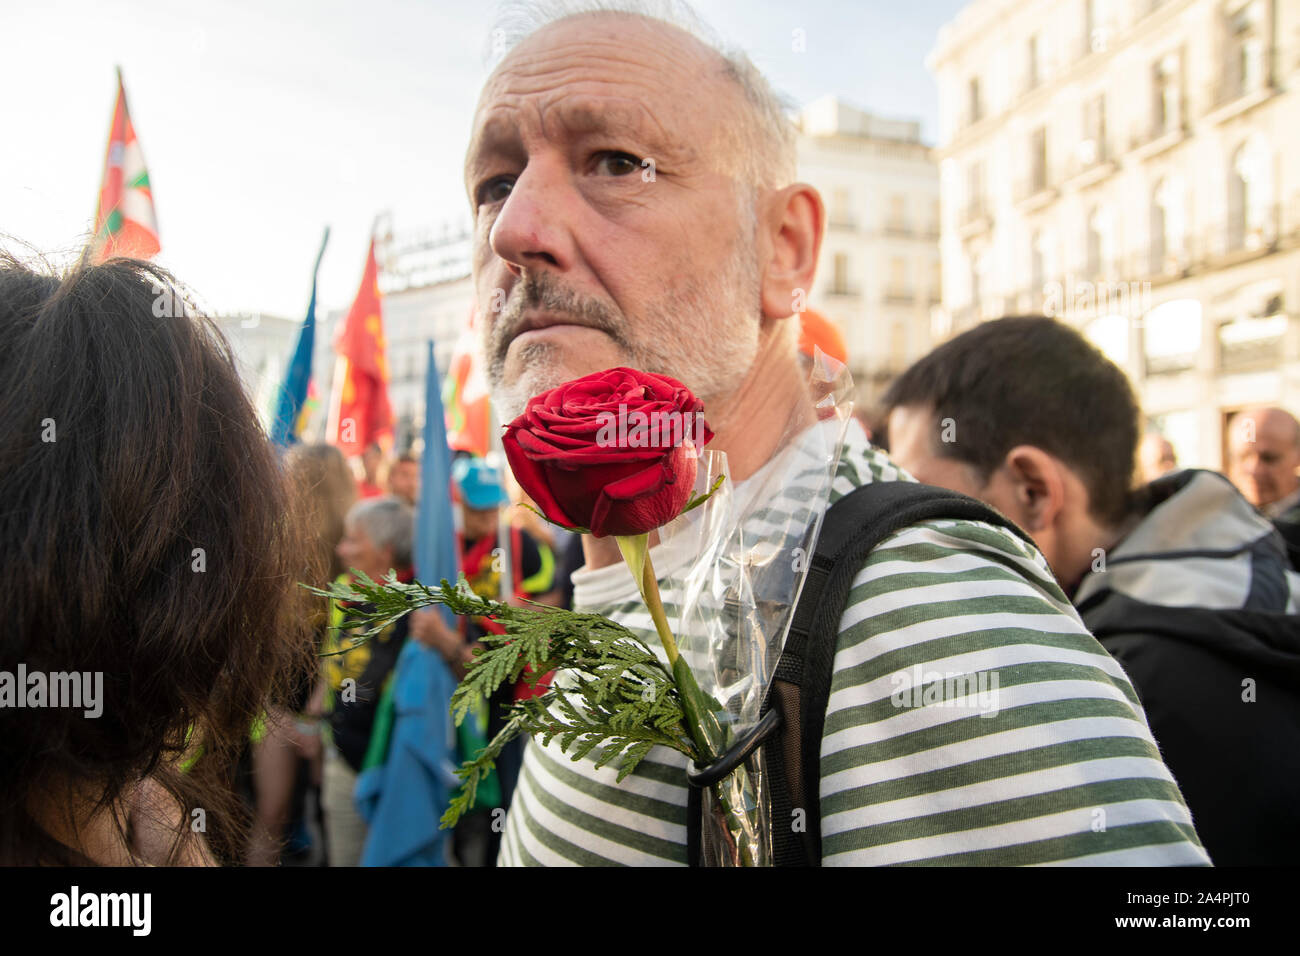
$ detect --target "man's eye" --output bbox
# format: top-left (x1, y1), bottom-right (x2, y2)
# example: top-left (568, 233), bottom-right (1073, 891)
top-left (593, 152), bottom-right (642, 176)
top-left (478, 176), bottom-right (514, 205)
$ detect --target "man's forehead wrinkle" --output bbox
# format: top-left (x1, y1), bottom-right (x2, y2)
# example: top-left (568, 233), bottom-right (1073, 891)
top-left (488, 21), bottom-right (723, 109)
top-left (464, 108), bottom-right (530, 186)
top-left (507, 11), bottom-right (720, 76)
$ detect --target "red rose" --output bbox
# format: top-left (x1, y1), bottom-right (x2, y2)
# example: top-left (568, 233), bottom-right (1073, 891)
top-left (502, 367), bottom-right (714, 538)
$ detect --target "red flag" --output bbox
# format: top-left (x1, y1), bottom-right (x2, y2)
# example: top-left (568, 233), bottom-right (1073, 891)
top-left (443, 306), bottom-right (492, 457)
top-left (92, 68), bottom-right (160, 262)
top-left (329, 238), bottom-right (392, 456)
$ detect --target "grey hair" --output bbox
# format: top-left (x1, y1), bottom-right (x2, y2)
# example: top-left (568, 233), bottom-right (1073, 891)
top-left (484, 0), bottom-right (797, 189)
top-left (347, 496), bottom-right (415, 569)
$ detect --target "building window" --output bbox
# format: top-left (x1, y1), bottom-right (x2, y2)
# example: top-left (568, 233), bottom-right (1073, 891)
top-left (1229, 135), bottom-right (1273, 251)
top-left (830, 187), bottom-right (852, 227)
top-left (1086, 0), bottom-right (1110, 55)
top-left (1150, 176), bottom-right (1184, 273)
top-left (889, 323), bottom-right (907, 369)
top-left (1221, 1), bottom-right (1266, 103)
top-left (1026, 34), bottom-right (1041, 90)
top-left (1220, 309), bottom-right (1286, 371)
top-left (1150, 184), bottom-right (1167, 273)
top-left (1086, 206), bottom-right (1111, 278)
top-left (1030, 229), bottom-right (1045, 294)
top-left (1152, 52), bottom-right (1182, 137)
top-left (1082, 94), bottom-right (1106, 165)
top-left (887, 194), bottom-right (907, 234)
top-left (966, 161), bottom-right (985, 219)
top-left (887, 257), bottom-right (909, 301)
top-left (1142, 298), bottom-right (1201, 375)
top-left (832, 253), bottom-right (851, 295)
top-left (1030, 126), bottom-right (1048, 192)
top-left (968, 76), bottom-right (983, 124)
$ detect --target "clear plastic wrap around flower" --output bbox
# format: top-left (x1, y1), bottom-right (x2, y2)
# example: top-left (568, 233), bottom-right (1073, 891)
top-left (656, 349), bottom-right (856, 865)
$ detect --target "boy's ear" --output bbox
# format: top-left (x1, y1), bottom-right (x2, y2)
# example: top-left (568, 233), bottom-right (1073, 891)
top-left (1001, 445), bottom-right (1066, 533)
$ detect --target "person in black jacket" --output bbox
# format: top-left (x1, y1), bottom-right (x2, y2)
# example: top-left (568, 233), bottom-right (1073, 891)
top-left (882, 316), bottom-right (1300, 865)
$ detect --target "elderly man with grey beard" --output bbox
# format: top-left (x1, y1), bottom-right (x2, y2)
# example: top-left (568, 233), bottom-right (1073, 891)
top-left (462, 0), bottom-right (1208, 866)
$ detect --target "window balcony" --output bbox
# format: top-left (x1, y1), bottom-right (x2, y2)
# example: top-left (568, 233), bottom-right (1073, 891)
top-left (1128, 119), bottom-right (1188, 161)
top-left (1204, 70), bottom-right (1278, 124)
top-left (1015, 174), bottom-right (1058, 211)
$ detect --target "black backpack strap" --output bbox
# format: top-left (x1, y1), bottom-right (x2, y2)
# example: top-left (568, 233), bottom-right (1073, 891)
top-left (762, 480), bottom-right (1033, 866)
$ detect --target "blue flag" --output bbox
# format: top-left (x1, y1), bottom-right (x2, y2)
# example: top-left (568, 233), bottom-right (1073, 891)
top-left (356, 340), bottom-right (461, 866)
top-left (415, 340), bottom-right (461, 623)
top-left (270, 227), bottom-right (329, 446)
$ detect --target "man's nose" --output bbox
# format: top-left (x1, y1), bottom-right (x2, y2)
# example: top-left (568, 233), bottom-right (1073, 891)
top-left (488, 159), bottom-right (575, 278)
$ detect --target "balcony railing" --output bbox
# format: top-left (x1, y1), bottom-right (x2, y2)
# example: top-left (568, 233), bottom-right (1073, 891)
top-left (1093, 204), bottom-right (1294, 282)
top-left (1015, 173), bottom-right (1057, 204)
top-left (1062, 140), bottom-right (1114, 182)
top-left (1208, 59), bottom-right (1275, 113)
top-left (1129, 117), bottom-right (1186, 153)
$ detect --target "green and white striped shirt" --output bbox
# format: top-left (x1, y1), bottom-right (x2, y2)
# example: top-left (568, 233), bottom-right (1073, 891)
top-left (498, 422), bottom-right (1209, 866)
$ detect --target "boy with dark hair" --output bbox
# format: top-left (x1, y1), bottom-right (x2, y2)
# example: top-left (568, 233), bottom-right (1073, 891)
top-left (883, 315), bottom-right (1300, 865)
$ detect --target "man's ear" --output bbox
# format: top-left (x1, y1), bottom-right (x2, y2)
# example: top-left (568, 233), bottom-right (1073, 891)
top-left (760, 183), bottom-right (824, 322)
top-left (1000, 445), bottom-right (1066, 533)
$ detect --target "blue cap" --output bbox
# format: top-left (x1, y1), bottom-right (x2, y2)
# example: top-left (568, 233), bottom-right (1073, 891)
top-left (452, 456), bottom-right (511, 510)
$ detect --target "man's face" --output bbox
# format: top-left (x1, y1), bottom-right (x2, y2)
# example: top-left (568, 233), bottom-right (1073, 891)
top-left (1138, 434), bottom-right (1176, 484)
top-left (462, 504), bottom-right (500, 541)
top-left (464, 14), bottom-right (763, 421)
top-left (336, 519), bottom-right (393, 581)
top-left (1228, 411), bottom-right (1300, 507)
top-left (389, 461), bottom-right (419, 505)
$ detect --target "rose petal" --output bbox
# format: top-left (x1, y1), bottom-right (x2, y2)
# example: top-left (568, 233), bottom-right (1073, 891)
top-left (502, 426), bottom-right (581, 529)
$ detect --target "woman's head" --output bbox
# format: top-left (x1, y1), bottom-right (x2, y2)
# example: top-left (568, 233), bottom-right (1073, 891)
top-left (337, 497), bottom-right (415, 582)
top-left (285, 442), bottom-right (357, 584)
top-left (0, 251), bottom-right (312, 864)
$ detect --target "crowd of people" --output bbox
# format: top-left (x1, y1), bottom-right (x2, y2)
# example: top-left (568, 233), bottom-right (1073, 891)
top-left (4, 0), bottom-right (1297, 868)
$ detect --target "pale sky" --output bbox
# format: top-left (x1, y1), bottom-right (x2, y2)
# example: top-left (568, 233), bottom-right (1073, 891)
top-left (2, 0), bottom-right (968, 320)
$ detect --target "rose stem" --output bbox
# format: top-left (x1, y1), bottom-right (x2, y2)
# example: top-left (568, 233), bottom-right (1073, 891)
top-left (639, 548), bottom-right (681, 667)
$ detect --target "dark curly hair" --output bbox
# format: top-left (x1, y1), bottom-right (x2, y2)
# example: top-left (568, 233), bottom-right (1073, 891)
top-left (0, 250), bottom-right (315, 865)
